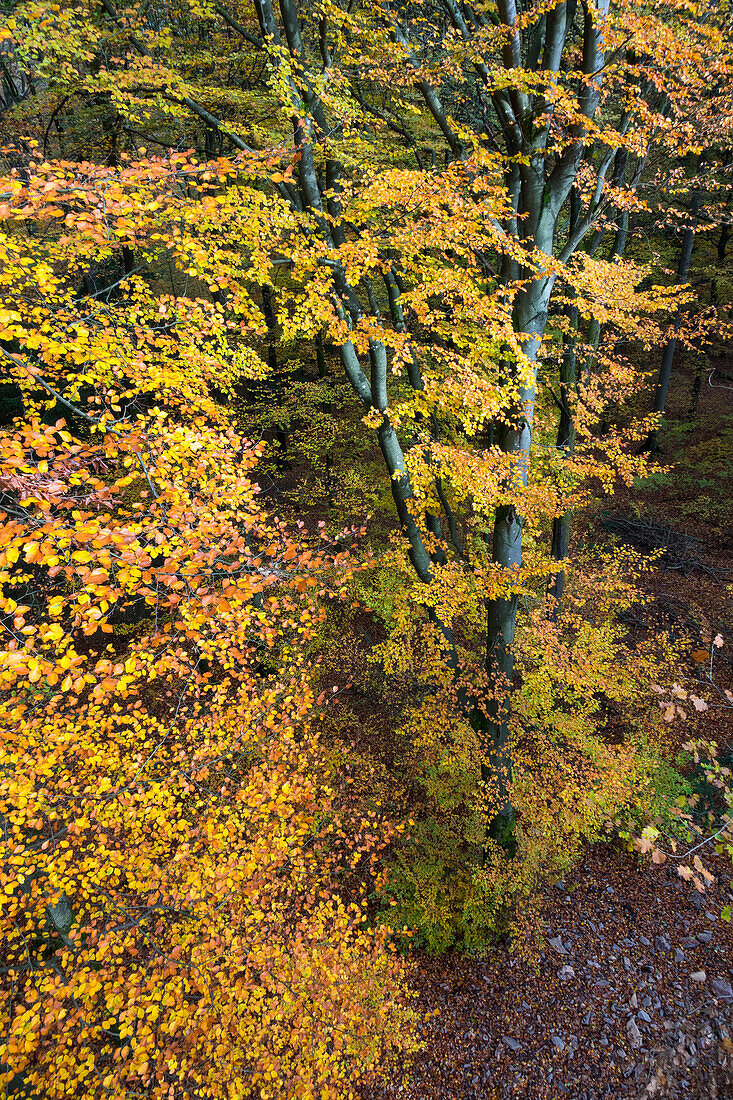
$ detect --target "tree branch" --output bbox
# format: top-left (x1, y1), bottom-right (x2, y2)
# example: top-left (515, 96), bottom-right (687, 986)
top-left (99, 0), bottom-right (256, 153)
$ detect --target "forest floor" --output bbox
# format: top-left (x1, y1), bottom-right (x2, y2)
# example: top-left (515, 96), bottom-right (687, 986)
top-left (362, 845), bottom-right (733, 1100)
top-left (360, 360), bottom-right (733, 1100)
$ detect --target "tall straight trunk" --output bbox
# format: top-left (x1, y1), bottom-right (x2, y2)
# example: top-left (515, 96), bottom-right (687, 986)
top-left (549, 303), bottom-right (578, 612)
top-left (484, 279), bottom-right (552, 839)
top-left (649, 190), bottom-right (701, 448)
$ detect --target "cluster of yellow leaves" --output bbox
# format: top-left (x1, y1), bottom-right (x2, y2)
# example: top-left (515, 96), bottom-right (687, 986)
top-left (2, 693), bottom-right (416, 1098)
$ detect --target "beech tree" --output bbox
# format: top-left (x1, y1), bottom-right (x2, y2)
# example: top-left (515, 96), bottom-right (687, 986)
top-left (0, 152), bottom-right (418, 1099)
top-left (1, 1), bottom-right (732, 1092)
top-left (2, 0), bottom-right (726, 830)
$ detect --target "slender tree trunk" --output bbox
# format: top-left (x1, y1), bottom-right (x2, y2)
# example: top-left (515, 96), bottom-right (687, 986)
top-left (549, 303), bottom-right (578, 612)
top-left (688, 354), bottom-right (705, 420)
top-left (585, 316), bottom-right (601, 384)
top-left (609, 210), bottom-right (629, 261)
top-left (649, 190), bottom-right (701, 449)
top-left (316, 333), bottom-right (334, 508)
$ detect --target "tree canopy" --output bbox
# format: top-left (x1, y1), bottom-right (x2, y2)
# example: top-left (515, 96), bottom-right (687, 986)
top-left (1, 1), bottom-right (733, 1097)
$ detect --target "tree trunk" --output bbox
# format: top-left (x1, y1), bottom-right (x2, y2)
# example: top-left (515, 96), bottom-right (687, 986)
top-left (316, 333), bottom-right (335, 508)
top-left (549, 303), bottom-right (578, 612)
top-left (649, 190), bottom-right (701, 449)
top-left (717, 221), bottom-right (729, 263)
top-left (484, 280), bottom-right (551, 840)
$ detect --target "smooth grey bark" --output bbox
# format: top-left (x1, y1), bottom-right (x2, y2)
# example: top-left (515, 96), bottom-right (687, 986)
top-left (252, 0), bottom-right (448, 607)
top-left (548, 303), bottom-right (578, 612)
top-left (481, 283), bottom-right (552, 834)
top-left (475, 0), bottom-right (610, 819)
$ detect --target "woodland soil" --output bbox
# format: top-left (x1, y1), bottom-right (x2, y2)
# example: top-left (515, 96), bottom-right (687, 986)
top-left (361, 844), bottom-right (733, 1100)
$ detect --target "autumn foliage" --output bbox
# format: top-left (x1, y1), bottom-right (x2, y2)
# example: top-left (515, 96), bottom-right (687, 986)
top-left (0, 155), bottom-right (417, 1100)
top-left (1, 0), bottom-right (733, 1096)
top-left (0, 408), bottom-right (420, 1097)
